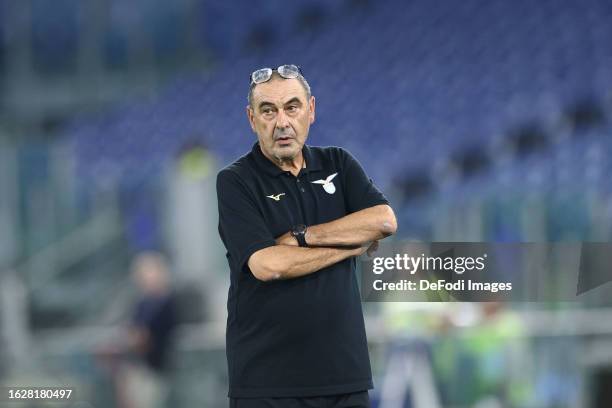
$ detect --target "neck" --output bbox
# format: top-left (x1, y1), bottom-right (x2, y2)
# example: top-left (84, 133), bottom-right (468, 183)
top-left (275, 153), bottom-right (305, 177)
top-left (260, 146), bottom-right (305, 177)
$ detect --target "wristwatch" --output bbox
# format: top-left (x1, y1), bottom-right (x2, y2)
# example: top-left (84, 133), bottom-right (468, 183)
top-left (291, 224), bottom-right (308, 247)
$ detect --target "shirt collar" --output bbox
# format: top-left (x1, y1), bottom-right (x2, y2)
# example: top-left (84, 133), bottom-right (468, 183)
top-left (251, 141), bottom-right (322, 177)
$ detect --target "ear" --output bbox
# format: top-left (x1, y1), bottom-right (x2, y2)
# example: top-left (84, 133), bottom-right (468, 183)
top-left (309, 96), bottom-right (316, 124)
top-left (246, 105), bottom-right (256, 132)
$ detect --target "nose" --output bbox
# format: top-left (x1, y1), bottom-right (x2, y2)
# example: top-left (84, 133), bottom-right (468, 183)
top-left (275, 109), bottom-right (289, 129)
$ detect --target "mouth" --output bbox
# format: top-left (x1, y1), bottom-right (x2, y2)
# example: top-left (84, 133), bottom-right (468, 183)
top-left (275, 136), bottom-right (294, 147)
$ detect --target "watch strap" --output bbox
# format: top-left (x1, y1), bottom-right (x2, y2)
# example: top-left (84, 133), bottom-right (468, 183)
top-left (292, 225), bottom-right (308, 247)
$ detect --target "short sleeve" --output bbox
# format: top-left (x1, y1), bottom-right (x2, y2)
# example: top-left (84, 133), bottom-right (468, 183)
top-left (341, 148), bottom-right (389, 213)
top-left (217, 169), bottom-right (276, 273)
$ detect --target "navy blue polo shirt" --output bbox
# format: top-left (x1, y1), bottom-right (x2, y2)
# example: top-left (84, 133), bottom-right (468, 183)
top-left (131, 292), bottom-right (176, 372)
top-left (216, 142), bottom-right (389, 398)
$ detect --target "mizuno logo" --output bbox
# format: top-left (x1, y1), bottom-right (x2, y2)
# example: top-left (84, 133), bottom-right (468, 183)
top-left (266, 193), bottom-right (286, 201)
top-left (312, 173), bottom-right (338, 194)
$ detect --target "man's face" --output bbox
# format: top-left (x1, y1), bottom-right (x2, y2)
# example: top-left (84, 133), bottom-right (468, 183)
top-left (247, 77), bottom-right (315, 162)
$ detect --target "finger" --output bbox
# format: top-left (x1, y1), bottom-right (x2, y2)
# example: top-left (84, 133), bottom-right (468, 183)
top-left (367, 241), bottom-right (379, 257)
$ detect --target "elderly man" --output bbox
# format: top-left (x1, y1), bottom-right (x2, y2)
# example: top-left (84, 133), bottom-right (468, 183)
top-left (217, 64), bottom-right (397, 408)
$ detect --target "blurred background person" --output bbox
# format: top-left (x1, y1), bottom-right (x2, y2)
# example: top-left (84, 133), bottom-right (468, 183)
top-left (95, 252), bottom-right (177, 408)
top-left (122, 252), bottom-right (177, 408)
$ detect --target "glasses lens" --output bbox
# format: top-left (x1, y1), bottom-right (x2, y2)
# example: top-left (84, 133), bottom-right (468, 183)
top-left (251, 68), bottom-right (273, 84)
top-left (277, 65), bottom-right (300, 79)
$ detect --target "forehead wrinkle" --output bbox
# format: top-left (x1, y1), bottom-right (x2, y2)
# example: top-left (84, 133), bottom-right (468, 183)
top-left (252, 78), bottom-right (308, 107)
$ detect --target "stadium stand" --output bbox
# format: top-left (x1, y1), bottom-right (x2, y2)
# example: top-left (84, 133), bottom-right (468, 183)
top-left (67, 0), bottom-right (612, 198)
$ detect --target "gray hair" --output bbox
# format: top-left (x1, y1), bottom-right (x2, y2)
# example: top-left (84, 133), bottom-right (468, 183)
top-left (247, 71), bottom-right (312, 108)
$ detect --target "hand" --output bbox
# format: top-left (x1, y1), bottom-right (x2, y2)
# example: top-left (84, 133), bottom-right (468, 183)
top-left (367, 240), bottom-right (379, 257)
top-left (276, 231), bottom-right (298, 246)
top-left (351, 241), bottom-right (379, 257)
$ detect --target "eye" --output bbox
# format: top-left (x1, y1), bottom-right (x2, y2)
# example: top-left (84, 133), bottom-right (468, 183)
top-left (286, 105), bottom-right (298, 113)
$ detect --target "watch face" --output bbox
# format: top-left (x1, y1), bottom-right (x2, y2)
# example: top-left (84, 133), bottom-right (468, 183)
top-left (294, 224), bottom-right (307, 234)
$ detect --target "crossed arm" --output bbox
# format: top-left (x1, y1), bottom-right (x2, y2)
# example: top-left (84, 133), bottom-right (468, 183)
top-left (248, 204), bottom-right (397, 281)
